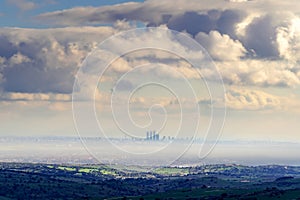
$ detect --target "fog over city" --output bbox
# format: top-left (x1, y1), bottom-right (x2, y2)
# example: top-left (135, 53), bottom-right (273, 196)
top-left (1, 137), bottom-right (300, 166)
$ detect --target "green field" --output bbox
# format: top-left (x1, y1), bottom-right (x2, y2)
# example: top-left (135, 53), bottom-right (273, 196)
top-left (153, 167), bottom-right (189, 175)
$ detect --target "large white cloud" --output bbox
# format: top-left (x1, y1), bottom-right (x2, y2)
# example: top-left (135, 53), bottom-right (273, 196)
top-left (276, 17), bottom-right (300, 62)
top-left (195, 30), bottom-right (246, 61)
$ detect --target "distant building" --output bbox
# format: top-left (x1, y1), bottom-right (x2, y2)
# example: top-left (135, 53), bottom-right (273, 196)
top-left (154, 133), bottom-right (159, 141)
top-left (145, 131), bottom-right (160, 141)
top-left (152, 130), bottom-right (155, 140)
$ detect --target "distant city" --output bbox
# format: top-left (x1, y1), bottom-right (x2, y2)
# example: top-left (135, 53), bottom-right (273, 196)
top-left (123, 130), bottom-right (193, 142)
top-left (146, 131), bottom-right (159, 141)
top-left (145, 131), bottom-right (176, 141)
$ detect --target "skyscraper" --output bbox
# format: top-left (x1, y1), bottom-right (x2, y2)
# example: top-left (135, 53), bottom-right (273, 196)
top-left (149, 131), bottom-right (153, 140)
top-left (145, 131), bottom-right (160, 141)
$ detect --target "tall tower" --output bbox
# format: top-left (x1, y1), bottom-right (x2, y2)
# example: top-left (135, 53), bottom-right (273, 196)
top-left (149, 131), bottom-right (153, 141)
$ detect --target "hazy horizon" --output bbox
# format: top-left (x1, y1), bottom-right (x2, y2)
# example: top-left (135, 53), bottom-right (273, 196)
top-left (0, 136), bottom-right (300, 166)
top-left (1, 0), bottom-right (300, 166)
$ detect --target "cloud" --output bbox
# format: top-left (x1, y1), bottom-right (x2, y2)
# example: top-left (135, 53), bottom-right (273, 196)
top-left (35, 0), bottom-right (300, 61)
top-left (223, 87), bottom-right (300, 113)
top-left (195, 30), bottom-right (247, 61)
top-left (226, 0), bottom-right (251, 2)
top-left (2, 2), bottom-right (300, 103)
top-left (36, 2), bottom-right (143, 26)
top-left (115, 79), bottom-right (134, 91)
top-left (276, 17), bottom-right (300, 62)
top-left (225, 88), bottom-right (281, 110)
top-left (48, 102), bottom-right (71, 111)
top-left (0, 24), bottom-right (299, 103)
top-left (0, 92), bottom-right (71, 102)
top-left (1, 25), bottom-right (299, 102)
top-left (0, 73), bottom-right (4, 86)
top-left (235, 12), bottom-right (300, 61)
top-left (36, 0), bottom-right (263, 27)
top-left (6, 0), bottom-right (36, 11)
top-left (0, 26), bottom-right (115, 94)
top-left (113, 20), bottom-right (136, 31)
top-left (36, 2), bottom-right (246, 37)
top-left (244, 16), bottom-right (277, 57)
top-left (217, 60), bottom-right (300, 87)
top-left (8, 52), bottom-right (31, 65)
top-left (238, 14), bottom-right (286, 58)
top-left (166, 9), bottom-right (245, 38)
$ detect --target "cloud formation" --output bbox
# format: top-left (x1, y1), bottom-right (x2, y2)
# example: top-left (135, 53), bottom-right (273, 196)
top-left (36, 0), bottom-right (263, 27)
top-left (0, 92), bottom-right (71, 102)
top-left (217, 60), bottom-right (300, 87)
top-left (1, 0), bottom-right (300, 106)
top-left (35, 0), bottom-right (300, 59)
top-left (1, 25), bottom-right (300, 105)
top-left (195, 30), bottom-right (246, 61)
top-left (225, 88), bottom-right (281, 110)
top-left (0, 27), bottom-right (115, 94)
top-left (6, 0), bottom-right (36, 11)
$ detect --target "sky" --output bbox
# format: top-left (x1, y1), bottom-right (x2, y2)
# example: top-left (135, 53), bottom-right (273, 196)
top-left (0, 0), bottom-right (300, 144)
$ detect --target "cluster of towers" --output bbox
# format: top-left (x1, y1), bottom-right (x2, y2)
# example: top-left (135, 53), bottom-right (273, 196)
top-left (146, 131), bottom-right (160, 141)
